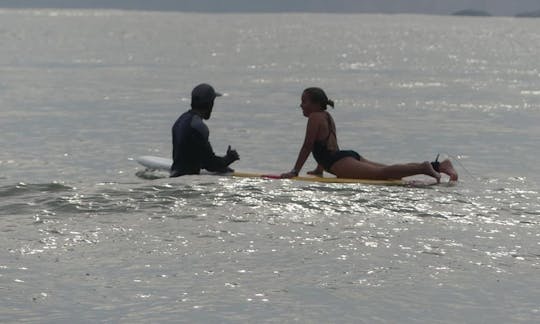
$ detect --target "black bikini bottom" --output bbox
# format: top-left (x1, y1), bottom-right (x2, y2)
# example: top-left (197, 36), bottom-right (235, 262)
top-left (320, 150), bottom-right (362, 171)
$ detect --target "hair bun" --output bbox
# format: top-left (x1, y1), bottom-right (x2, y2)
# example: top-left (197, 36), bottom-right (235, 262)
top-left (303, 87), bottom-right (334, 110)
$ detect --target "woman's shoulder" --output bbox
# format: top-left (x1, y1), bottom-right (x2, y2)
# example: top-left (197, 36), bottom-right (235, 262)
top-left (308, 111), bottom-right (328, 122)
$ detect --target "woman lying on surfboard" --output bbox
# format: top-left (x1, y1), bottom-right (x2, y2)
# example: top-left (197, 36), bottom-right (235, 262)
top-left (280, 87), bottom-right (458, 182)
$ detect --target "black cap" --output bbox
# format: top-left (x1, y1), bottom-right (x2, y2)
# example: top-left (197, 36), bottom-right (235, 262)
top-left (191, 83), bottom-right (222, 105)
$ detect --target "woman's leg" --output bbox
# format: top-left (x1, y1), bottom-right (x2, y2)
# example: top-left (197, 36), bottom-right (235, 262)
top-left (358, 157), bottom-right (387, 168)
top-left (330, 157), bottom-right (440, 181)
top-left (363, 156), bottom-right (458, 181)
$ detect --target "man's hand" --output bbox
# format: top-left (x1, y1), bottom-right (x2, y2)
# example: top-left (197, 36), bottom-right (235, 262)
top-left (225, 145), bottom-right (240, 165)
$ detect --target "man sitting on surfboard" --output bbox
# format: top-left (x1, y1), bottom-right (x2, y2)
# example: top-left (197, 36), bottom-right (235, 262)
top-left (170, 83), bottom-right (240, 177)
top-left (281, 87), bottom-right (458, 182)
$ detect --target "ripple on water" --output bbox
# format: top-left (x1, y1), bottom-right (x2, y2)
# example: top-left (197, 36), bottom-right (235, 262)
top-left (0, 182), bottom-right (73, 198)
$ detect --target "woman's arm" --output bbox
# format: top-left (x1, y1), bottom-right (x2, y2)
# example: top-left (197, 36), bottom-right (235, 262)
top-left (281, 115), bottom-right (320, 178)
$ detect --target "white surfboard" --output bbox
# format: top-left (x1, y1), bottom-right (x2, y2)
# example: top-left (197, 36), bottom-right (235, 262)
top-left (136, 155), bottom-right (172, 171)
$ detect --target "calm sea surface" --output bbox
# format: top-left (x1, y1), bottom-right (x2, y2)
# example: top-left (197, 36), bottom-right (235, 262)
top-left (1, 9), bottom-right (539, 323)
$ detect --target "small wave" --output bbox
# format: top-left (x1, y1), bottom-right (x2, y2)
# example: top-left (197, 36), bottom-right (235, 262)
top-left (521, 90), bottom-right (540, 96)
top-left (0, 182), bottom-right (73, 198)
top-left (135, 169), bottom-right (169, 180)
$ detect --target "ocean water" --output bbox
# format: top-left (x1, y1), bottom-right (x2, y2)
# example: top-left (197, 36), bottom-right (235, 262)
top-left (1, 9), bottom-right (539, 323)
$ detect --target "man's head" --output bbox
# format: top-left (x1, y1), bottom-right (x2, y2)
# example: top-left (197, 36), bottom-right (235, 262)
top-left (191, 83), bottom-right (222, 120)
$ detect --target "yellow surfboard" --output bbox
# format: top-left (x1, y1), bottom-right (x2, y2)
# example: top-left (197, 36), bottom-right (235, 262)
top-left (232, 172), bottom-right (405, 185)
top-left (135, 156), bottom-right (435, 186)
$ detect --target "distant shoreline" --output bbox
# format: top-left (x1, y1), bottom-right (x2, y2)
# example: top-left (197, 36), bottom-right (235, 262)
top-left (0, 3), bottom-right (538, 18)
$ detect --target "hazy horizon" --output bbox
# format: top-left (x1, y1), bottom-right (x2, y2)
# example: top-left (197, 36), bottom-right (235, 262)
top-left (0, 0), bottom-right (539, 16)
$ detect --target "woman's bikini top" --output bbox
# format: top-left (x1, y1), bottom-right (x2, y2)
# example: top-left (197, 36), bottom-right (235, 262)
top-left (312, 112), bottom-right (362, 172)
top-left (312, 112), bottom-right (338, 170)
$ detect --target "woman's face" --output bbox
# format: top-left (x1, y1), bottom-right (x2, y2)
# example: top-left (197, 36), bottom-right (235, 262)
top-left (300, 92), bottom-right (322, 117)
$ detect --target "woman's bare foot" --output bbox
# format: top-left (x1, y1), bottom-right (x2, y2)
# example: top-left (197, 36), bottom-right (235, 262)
top-left (439, 159), bottom-right (458, 181)
top-left (423, 161), bottom-right (441, 183)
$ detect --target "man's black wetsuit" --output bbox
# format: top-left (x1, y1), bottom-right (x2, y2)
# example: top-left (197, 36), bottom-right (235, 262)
top-left (170, 110), bottom-right (233, 177)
